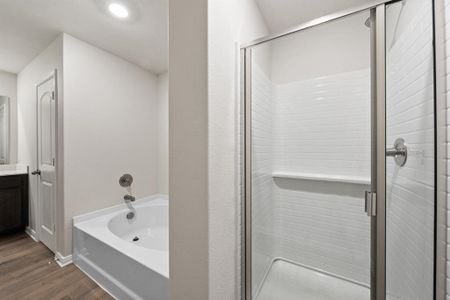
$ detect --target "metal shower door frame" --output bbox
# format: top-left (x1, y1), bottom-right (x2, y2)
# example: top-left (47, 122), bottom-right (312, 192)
top-left (240, 2), bottom-right (390, 300)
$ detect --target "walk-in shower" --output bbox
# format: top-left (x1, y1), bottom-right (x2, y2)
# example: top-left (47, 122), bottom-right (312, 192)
top-left (241, 0), bottom-right (437, 299)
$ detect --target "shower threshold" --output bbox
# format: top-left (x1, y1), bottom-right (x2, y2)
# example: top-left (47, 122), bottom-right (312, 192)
top-left (255, 258), bottom-right (370, 300)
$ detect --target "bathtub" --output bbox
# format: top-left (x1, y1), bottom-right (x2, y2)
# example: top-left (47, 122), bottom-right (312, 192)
top-left (73, 194), bottom-right (168, 300)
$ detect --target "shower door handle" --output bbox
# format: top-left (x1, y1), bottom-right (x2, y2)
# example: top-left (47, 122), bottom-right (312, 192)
top-left (386, 138), bottom-right (407, 167)
top-left (365, 191), bottom-right (376, 217)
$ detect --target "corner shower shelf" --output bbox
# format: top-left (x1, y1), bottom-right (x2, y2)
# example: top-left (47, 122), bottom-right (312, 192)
top-left (272, 172), bottom-right (370, 185)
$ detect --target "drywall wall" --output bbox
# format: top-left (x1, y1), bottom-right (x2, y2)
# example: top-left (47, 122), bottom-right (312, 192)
top-left (17, 34), bottom-right (63, 245)
top-left (62, 34), bottom-right (159, 256)
top-left (0, 70), bottom-right (17, 164)
top-left (157, 72), bottom-right (168, 194)
top-left (169, 0), bottom-right (269, 297)
top-left (169, 0), bottom-right (209, 298)
top-left (270, 12), bottom-right (370, 84)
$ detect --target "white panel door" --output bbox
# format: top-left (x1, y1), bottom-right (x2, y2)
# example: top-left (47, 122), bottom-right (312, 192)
top-left (36, 71), bottom-right (57, 252)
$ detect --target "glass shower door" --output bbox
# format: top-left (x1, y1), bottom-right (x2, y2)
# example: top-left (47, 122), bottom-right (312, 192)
top-left (385, 1), bottom-right (435, 299)
top-left (245, 10), bottom-right (373, 300)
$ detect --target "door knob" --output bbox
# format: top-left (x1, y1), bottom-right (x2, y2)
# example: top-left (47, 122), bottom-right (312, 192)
top-left (31, 170), bottom-right (41, 175)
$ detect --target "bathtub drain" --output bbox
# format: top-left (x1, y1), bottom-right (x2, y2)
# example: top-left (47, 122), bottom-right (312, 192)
top-left (133, 236), bottom-right (139, 242)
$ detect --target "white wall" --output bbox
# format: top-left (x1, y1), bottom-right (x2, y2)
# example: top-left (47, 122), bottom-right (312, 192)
top-left (250, 63), bottom-right (275, 295)
top-left (62, 34), bottom-right (159, 255)
top-left (169, 0), bottom-right (209, 298)
top-left (0, 70), bottom-right (17, 164)
top-left (248, 9), bottom-right (372, 289)
top-left (17, 35), bottom-right (63, 240)
top-left (249, 0), bottom-right (437, 296)
top-left (157, 72), bottom-right (168, 194)
top-left (442, 0), bottom-right (450, 298)
top-left (169, 0), bottom-right (269, 298)
top-left (270, 12), bottom-right (370, 84)
top-left (272, 69), bottom-right (371, 284)
top-left (385, 1), bottom-right (435, 299)
top-left (208, 0), bottom-right (269, 298)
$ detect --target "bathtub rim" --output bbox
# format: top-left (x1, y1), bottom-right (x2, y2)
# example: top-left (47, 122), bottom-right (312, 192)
top-left (73, 194), bottom-right (169, 279)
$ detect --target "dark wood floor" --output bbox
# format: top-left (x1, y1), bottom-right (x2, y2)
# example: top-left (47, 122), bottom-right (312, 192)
top-left (0, 232), bottom-right (113, 300)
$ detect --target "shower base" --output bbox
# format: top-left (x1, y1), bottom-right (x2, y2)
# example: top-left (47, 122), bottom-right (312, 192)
top-left (256, 259), bottom-right (369, 300)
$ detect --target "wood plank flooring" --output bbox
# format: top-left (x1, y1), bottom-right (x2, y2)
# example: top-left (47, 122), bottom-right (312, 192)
top-left (0, 232), bottom-right (114, 300)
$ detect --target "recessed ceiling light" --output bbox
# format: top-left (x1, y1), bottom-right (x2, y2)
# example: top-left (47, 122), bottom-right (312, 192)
top-left (108, 3), bottom-right (129, 19)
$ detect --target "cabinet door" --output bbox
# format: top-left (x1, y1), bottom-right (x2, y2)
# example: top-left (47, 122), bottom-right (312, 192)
top-left (0, 187), bottom-right (23, 232)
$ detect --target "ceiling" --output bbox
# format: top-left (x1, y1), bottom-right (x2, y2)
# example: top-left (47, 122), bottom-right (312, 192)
top-left (255, 0), bottom-right (372, 33)
top-left (0, 0), bottom-right (168, 74)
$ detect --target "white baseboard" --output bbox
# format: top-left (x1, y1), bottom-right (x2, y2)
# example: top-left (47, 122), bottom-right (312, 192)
top-left (55, 252), bottom-right (73, 267)
top-left (25, 227), bottom-right (39, 242)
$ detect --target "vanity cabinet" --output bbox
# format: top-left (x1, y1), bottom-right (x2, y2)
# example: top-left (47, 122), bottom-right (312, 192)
top-left (0, 174), bottom-right (28, 234)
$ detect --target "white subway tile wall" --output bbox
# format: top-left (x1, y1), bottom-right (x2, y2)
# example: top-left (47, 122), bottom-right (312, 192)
top-left (251, 63), bottom-right (372, 286)
top-left (251, 63), bottom-right (276, 295)
top-left (272, 69), bottom-right (371, 284)
top-left (250, 0), bottom-right (440, 298)
top-left (445, 0), bottom-right (450, 298)
top-left (385, 1), bottom-right (435, 299)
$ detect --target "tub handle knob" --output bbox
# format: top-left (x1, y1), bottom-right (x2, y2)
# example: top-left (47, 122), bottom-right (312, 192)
top-left (119, 174), bottom-right (133, 187)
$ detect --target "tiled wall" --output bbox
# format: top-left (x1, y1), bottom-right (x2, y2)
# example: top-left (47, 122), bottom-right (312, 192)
top-left (250, 0), bottom-right (440, 297)
top-left (445, 0), bottom-right (450, 298)
top-left (385, 1), bottom-right (435, 299)
top-left (251, 63), bottom-right (276, 295)
top-left (273, 70), bottom-right (371, 177)
top-left (251, 66), bottom-right (372, 285)
top-left (271, 69), bottom-right (371, 284)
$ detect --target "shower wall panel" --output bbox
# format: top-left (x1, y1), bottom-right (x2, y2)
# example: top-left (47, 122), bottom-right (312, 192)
top-left (385, 1), bottom-right (435, 299)
top-left (251, 62), bottom-right (275, 295)
top-left (271, 69), bottom-right (371, 284)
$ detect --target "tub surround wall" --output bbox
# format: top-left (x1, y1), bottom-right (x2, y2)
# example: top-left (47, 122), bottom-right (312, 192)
top-left (0, 70), bottom-right (17, 164)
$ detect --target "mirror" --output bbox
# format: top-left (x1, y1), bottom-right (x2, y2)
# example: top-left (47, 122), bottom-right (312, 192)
top-left (0, 95), bottom-right (9, 164)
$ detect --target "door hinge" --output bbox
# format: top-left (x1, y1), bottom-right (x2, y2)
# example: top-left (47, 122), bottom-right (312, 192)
top-left (365, 191), bottom-right (377, 216)
top-left (52, 91), bottom-right (55, 100)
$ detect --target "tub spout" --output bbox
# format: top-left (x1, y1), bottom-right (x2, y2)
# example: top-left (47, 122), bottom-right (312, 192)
top-left (124, 194), bottom-right (135, 202)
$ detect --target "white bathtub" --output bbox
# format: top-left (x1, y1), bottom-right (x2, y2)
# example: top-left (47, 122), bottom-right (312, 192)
top-left (73, 195), bottom-right (168, 300)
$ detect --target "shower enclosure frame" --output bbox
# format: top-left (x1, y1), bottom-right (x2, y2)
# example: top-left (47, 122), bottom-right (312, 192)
top-left (240, 0), bottom-right (445, 299)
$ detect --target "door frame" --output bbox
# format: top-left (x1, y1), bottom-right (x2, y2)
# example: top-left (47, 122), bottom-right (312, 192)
top-left (240, 0), bottom-right (443, 299)
top-left (35, 69), bottom-right (58, 253)
top-left (0, 99), bottom-right (9, 164)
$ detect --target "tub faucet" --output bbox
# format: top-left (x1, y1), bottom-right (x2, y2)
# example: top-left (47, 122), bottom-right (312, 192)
top-left (124, 194), bottom-right (135, 202)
